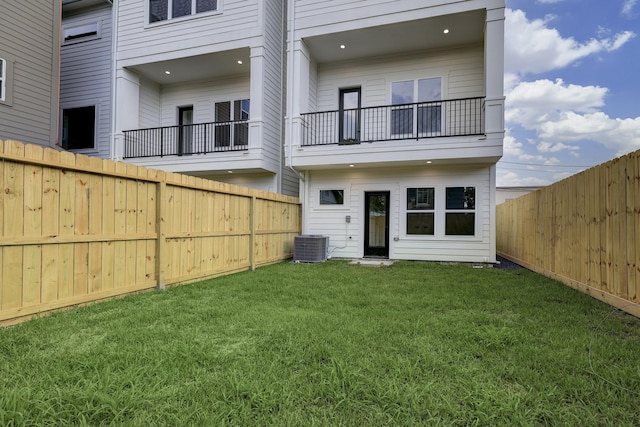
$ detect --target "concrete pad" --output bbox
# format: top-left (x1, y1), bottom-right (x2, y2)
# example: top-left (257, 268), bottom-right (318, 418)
top-left (349, 259), bottom-right (395, 267)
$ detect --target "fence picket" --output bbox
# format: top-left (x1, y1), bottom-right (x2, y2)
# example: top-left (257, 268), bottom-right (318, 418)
top-left (497, 149), bottom-right (640, 318)
top-left (0, 140), bottom-right (300, 325)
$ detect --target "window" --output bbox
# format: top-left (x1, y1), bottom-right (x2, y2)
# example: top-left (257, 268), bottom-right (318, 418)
top-left (62, 106), bottom-right (95, 150)
top-left (320, 190), bottom-right (344, 205)
top-left (0, 58), bottom-right (5, 102)
top-left (214, 99), bottom-right (249, 149)
top-left (406, 187), bottom-right (435, 235)
top-left (391, 77), bottom-right (441, 137)
top-left (0, 54), bottom-right (13, 106)
top-left (445, 187), bottom-right (475, 236)
top-left (150, 0), bottom-right (217, 22)
top-left (63, 22), bottom-right (100, 44)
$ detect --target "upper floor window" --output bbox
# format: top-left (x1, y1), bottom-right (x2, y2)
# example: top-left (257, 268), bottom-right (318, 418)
top-left (63, 22), bottom-right (100, 44)
top-left (150, 0), bottom-right (218, 23)
top-left (391, 77), bottom-right (442, 138)
top-left (0, 58), bottom-right (5, 102)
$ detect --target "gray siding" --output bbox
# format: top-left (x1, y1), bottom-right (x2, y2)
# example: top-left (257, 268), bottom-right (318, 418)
top-left (60, 4), bottom-right (113, 158)
top-left (0, 0), bottom-right (61, 147)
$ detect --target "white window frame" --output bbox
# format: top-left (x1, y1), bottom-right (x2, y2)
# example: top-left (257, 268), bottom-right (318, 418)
top-left (62, 21), bottom-right (101, 45)
top-left (0, 54), bottom-right (13, 106)
top-left (0, 58), bottom-right (5, 103)
top-left (444, 186), bottom-right (476, 237)
top-left (406, 187), bottom-right (436, 236)
top-left (390, 77), bottom-right (442, 139)
top-left (148, 0), bottom-right (222, 25)
top-left (316, 187), bottom-right (350, 210)
top-left (213, 98), bottom-right (250, 149)
top-left (402, 185), bottom-right (479, 240)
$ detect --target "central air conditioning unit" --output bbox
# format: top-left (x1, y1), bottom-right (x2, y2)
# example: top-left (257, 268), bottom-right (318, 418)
top-left (293, 235), bottom-right (328, 263)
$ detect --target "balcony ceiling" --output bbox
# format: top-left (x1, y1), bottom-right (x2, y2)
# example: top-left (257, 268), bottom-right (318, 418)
top-left (303, 10), bottom-right (485, 63)
top-left (62, 0), bottom-right (111, 13)
top-left (128, 48), bottom-right (251, 85)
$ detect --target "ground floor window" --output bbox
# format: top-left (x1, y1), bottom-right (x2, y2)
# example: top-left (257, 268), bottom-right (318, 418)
top-left (445, 187), bottom-right (476, 236)
top-left (405, 186), bottom-right (476, 237)
top-left (62, 106), bottom-right (95, 150)
top-left (320, 190), bottom-right (344, 205)
top-left (406, 187), bottom-right (435, 235)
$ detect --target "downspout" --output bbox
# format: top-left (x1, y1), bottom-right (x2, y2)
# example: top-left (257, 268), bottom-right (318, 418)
top-left (109, 0), bottom-right (118, 159)
top-left (286, 0), bottom-right (304, 183)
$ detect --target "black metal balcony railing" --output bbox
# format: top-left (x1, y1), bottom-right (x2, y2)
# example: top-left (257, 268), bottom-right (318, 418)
top-left (301, 97), bottom-right (484, 147)
top-left (123, 120), bottom-right (249, 159)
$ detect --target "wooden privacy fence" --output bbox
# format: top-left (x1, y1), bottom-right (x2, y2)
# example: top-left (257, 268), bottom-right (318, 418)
top-left (0, 140), bottom-right (301, 325)
top-left (497, 149), bottom-right (640, 317)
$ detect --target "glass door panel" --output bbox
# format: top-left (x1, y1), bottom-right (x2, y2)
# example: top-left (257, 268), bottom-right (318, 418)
top-left (364, 191), bottom-right (390, 257)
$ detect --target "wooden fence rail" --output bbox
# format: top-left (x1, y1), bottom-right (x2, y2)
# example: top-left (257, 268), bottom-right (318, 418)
top-left (496, 149), bottom-right (640, 317)
top-left (0, 140), bottom-right (301, 325)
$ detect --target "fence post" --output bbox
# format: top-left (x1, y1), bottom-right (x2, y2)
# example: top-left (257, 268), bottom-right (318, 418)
top-left (156, 178), bottom-right (167, 289)
top-left (250, 196), bottom-right (256, 271)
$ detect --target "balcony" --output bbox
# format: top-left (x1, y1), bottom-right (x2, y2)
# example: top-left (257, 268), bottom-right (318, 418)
top-left (124, 120), bottom-right (249, 159)
top-left (301, 97), bottom-right (484, 147)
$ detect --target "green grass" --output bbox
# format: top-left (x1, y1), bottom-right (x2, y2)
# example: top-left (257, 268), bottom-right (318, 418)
top-left (1, 260), bottom-right (639, 426)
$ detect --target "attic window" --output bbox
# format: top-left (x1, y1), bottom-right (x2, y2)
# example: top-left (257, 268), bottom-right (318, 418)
top-left (150, 0), bottom-right (218, 23)
top-left (63, 22), bottom-right (100, 44)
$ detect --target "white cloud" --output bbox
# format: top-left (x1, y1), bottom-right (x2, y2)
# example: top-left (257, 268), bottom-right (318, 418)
top-left (505, 78), bottom-right (640, 156)
top-left (536, 141), bottom-right (580, 153)
top-left (538, 112), bottom-right (640, 155)
top-left (497, 171), bottom-right (552, 186)
top-left (622, 0), bottom-right (638, 17)
top-left (505, 9), bottom-right (636, 75)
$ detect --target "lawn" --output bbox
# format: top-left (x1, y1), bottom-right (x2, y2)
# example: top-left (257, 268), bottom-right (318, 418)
top-left (1, 260), bottom-right (639, 426)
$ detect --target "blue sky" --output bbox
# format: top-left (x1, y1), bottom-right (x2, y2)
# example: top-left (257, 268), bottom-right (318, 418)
top-left (498, 0), bottom-right (639, 186)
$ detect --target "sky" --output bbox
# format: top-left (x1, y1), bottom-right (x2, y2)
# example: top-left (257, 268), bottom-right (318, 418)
top-left (498, 0), bottom-right (640, 186)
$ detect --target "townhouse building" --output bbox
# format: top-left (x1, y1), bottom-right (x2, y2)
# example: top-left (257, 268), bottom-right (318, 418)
top-left (287, 0), bottom-right (505, 262)
top-left (60, 0), bottom-right (505, 262)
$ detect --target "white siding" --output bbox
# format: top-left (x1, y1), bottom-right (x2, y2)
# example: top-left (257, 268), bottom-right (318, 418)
top-left (0, 0), bottom-right (60, 147)
top-left (260, 0), bottom-right (287, 181)
top-left (60, 5), bottom-right (113, 158)
top-left (138, 77), bottom-right (161, 128)
top-left (294, 0), bottom-right (503, 34)
top-left (314, 45), bottom-right (483, 111)
top-left (305, 165), bottom-right (494, 262)
top-left (158, 75), bottom-right (250, 126)
top-left (117, 0), bottom-right (261, 63)
top-left (194, 172), bottom-right (278, 193)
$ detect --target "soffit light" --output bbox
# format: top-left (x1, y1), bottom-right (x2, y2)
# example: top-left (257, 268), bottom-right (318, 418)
top-left (349, 164), bottom-right (355, 168)
top-left (340, 44), bottom-right (346, 49)
top-left (237, 60), bottom-right (243, 64)
top-left (443, 28), bottom-right (450, 34)
top-left (164, 70), bottom-right (171, 75)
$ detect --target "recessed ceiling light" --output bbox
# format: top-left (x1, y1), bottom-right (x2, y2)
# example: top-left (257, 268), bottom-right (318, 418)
top-left (228, 170), bottom-right (233, 174)
top-left (237, 60), bottom-right (243, 65)
top-left (349, 164), bottom-right (355, 168)
top-left (165, 70), bottom-right (171, 75)
top-left (340, 44), bottom-right (346, 49)
top-left (426, 161), bottom-right (432, 164)
top-left (443, 28), bottom-right (450, 34)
